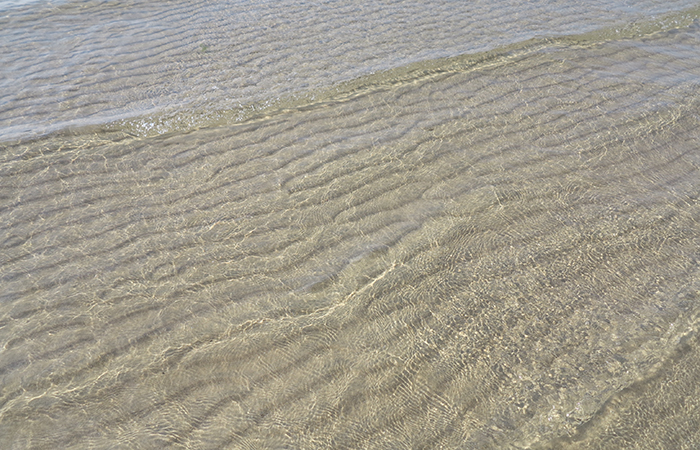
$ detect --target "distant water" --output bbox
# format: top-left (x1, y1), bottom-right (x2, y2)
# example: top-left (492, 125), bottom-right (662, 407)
top-left (2, 1), bottom-right (700, 449)
top-left (2, 0), bottom-right (700, 141)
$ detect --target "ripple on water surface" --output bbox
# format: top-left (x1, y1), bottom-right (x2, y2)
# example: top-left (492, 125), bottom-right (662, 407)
top-left (1, 2), bottom-right (700, 450)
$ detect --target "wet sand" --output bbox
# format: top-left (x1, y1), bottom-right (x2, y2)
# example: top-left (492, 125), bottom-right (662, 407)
top-left (2, 2), bottom-right (700, 449)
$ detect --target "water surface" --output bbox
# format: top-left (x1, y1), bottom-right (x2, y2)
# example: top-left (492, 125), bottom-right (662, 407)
top-left (1, 1), bottom-right (700, 448)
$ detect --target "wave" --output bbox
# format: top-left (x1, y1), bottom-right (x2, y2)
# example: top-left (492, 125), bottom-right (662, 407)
top-left (66, 5), bottom-right (700, 139)
top-left (2, 2), bottom-right (700, 144)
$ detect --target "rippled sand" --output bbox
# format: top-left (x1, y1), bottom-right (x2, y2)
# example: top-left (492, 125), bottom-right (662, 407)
top-left (2, 1), bottom-right (700, 449)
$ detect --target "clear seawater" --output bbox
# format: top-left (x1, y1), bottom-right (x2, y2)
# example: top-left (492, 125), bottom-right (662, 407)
top-left (2, 0), bottom-right (700, 448)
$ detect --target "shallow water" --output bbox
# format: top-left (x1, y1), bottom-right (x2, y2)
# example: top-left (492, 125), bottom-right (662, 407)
top-left (2, 1), bottom-right (700, 449)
